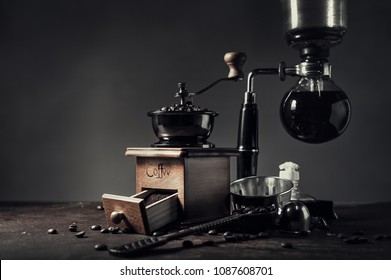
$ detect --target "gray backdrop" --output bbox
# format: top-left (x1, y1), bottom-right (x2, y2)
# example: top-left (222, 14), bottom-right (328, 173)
top-left (1, 0), bottom-right (390, 203)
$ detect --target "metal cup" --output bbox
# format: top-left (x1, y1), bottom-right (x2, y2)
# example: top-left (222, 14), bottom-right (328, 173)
top-left (230, 176), bottom-right (293, 212)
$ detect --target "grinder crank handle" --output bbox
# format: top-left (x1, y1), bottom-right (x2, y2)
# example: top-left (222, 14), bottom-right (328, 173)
top-left (224, 52), bottom-right (246, 80)
top-left (194, 52), bottom-right (247, 95)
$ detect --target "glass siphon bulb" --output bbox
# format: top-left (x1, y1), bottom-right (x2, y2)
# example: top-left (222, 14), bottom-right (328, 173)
top-left (280, 76), bottom-right (351, 143)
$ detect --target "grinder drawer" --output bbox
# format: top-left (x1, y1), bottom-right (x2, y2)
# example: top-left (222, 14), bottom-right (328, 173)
top-left (102, 189), bottom-right (178, 235)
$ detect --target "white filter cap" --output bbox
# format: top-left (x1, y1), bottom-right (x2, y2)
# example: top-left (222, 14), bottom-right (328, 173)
top-left (279, 161), bottom-right (300, 182)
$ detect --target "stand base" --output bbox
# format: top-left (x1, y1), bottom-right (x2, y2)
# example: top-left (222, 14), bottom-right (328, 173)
top-left (301, 199), bottom-right (338, 220)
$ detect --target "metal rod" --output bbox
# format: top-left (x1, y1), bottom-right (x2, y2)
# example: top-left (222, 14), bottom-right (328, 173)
top-left (247, 68), bottom-right (279, 93)
top-left (237, 65), bottom-right (294, 179)
top-left (194, 77), bottom-right (234, 95)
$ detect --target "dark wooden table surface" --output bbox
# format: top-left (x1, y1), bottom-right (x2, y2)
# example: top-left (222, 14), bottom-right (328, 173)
top-left (1, 201), bottom-right (391, 260)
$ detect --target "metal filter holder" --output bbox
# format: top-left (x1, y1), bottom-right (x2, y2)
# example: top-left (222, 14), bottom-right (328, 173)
top-left (230, 176), bottom-right (294, 212)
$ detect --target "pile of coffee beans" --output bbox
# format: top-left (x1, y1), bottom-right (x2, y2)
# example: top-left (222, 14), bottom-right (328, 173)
top-left (326, 230), bottom-right (391, 245)
top-left (144, 192), bottom-right (173, 207)
top-left (223, 231), bottom-right (269, 242)
top-left (160, 102), bottom-right (207, 113)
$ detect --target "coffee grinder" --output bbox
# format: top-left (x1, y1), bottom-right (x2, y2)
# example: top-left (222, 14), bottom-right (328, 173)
top-left (102, 53), bottom-right (247, 235)
top-left (102, 0), bottom-right (351, 234)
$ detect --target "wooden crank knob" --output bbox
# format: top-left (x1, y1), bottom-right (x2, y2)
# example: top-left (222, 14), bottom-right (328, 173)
top-left (224, 52), bottom-right (247, 80)
top-left (110, 211), bottom-right (124, 224)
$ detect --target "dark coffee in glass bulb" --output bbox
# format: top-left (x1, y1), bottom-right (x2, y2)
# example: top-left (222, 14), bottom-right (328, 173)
top-left (280, 90), bottom-right (351, 143)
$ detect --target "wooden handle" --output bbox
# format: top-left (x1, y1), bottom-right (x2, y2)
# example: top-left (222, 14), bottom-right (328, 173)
top-left (110, 211), bottom-right (124, 224)
top-left (224, 52), bottom-right (247, 80)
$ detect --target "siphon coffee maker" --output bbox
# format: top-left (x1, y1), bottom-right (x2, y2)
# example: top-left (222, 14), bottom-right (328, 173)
top-left (234, 0), bottom-right (351, 219)
top-left (238, 0), bottom-right (351, 179)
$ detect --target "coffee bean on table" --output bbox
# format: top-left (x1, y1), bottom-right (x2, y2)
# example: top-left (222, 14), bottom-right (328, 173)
top-left (121, 228), bottom-right (132, 234)
top-left (344, 236), bottom-right (367, 244)
top-left (375, 234), bottom-right (385, 241)
top-left (337, 233), bottom-right (346, 239)
top-left (96, 205), bottom-right (104, 210)
top-left (358, 237), bottom-right (368, 244)
top-left (182, 240), bottom-right (194, 248)
top-left (224, 235), bottom-right (238, 242)
top-left (109, 227), bottom-right (120, 234)
top-left (100, 228), bottom-right (110, 234)
top-left (202, 240), bottom-right (215, 246)
top-left (281, 242), bottom-right (293, 249)
top-left (232, 208), bottom-right (245, 215)
top-left (258, 208), bottom-right (268, 213)
top-left (47, 228), bottom-right (58, 234)
top-left (267, 204), bottom-right (277, 212)
top-left (224, 231), bottom-right (238, 242)
top-left (208, 229), bottom-right (217, 235)
top-left (257, 232), bottom-right (270, 239)
top-left (94, 244), bottom-right (108, 251)
top-left (91, 225), bottom-right (102, 231)
top-left (344, 236), bottom-right (358, 244)
top-left (68, 224), bottom-right (77, 231)
top-left (152, 231), bottom-right (163, 237)
top-left (236, 233), bottom-right (250, 241)
top-left (75, 231), bottom-right (85, 238)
